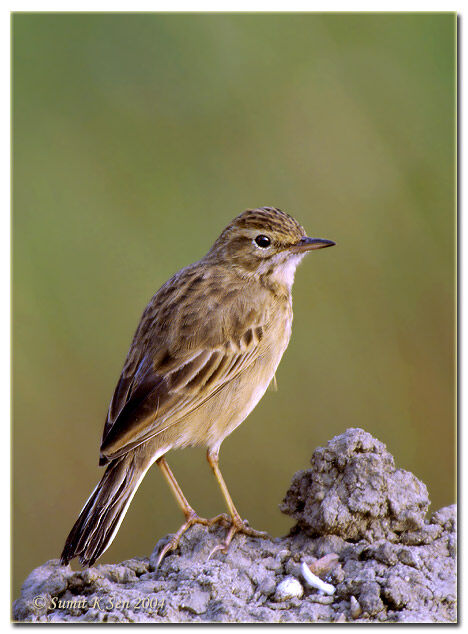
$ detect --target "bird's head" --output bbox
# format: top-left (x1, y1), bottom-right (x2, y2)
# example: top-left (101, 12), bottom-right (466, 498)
top-left (207, 206), bottom-right (335, 290)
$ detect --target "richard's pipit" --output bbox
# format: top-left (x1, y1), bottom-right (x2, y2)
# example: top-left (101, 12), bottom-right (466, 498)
top-left (61, 207), bottom-right (334, 567)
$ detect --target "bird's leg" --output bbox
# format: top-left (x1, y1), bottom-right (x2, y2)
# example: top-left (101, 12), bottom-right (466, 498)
top-left (206, 448), bottom-right (268, 559)
top-left (155, 456), bottom-right (228, 566)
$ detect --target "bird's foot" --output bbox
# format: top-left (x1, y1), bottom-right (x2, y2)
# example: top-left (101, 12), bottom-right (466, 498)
top-left (155, 511), bottom-right (230, 567)
top-left (207, 514), bottom-right (268, 560)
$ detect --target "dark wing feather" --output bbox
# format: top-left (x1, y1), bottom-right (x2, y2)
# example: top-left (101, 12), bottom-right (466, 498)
top-left (100, 330), bottom-right (264, 462)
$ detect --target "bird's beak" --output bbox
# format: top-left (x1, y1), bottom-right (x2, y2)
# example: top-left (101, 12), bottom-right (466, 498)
top-left (290, 236), bottom-right (336, 253)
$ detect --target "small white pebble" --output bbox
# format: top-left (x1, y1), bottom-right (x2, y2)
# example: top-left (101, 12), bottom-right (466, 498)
top-left (274, 577), bottom-right (304, 601)
top-left (301, 562), bottom-right (335, 595)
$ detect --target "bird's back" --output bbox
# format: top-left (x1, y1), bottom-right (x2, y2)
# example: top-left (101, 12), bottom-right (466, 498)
top-left (100, 260), bottom-right (292, 461)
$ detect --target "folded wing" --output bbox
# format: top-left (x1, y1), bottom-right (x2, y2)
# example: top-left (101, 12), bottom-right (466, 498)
top-left (100, 324), bottom-right (264, 462)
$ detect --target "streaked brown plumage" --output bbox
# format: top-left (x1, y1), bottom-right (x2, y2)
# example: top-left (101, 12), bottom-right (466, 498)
top-left (61, 206), bottom-right (335, 567)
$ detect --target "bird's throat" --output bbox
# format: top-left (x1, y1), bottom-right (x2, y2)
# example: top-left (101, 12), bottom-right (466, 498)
top-left (267, 253), bottom-right (306, 292)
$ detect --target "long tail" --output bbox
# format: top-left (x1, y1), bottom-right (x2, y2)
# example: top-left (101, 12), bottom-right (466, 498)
top-left (61, 450), bottom-right (155, 567)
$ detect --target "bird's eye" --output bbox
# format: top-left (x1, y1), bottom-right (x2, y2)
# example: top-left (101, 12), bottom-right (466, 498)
top-left (254, 235), bottom-right (271, 248)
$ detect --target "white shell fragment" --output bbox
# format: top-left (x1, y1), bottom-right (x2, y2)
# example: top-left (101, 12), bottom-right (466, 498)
top-left (350, 595), bottom-right (362, 618)
top-left (301, 562), bottom-right (335, 595)
top-left (274, 577), bottom-right (304, 601)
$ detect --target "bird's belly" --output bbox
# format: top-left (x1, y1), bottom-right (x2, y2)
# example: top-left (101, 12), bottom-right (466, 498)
top-left (208, 359), bottom-right (277, 449)
top-left (164, 330), bottom-right (290, 452)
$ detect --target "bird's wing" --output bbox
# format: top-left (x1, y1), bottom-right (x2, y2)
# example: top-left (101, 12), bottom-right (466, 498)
top-left (100, 308), bottom-right (267, 461)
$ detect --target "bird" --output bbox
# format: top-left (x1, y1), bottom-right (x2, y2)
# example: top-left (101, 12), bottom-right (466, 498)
top-left (60, 206), bottom-right (335, 567)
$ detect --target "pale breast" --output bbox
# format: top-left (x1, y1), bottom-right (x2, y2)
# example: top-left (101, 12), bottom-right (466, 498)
top-left (161, 299), bottom-right (293, 452)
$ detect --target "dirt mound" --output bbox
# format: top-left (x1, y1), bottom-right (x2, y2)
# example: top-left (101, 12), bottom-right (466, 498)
top-left (13, 428), bottom-right (456, 623)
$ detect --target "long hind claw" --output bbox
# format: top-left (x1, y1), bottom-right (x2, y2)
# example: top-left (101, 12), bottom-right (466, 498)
top-left (207, 516), bottom-right (269, 561)
top-left (155, 511), bottom-right (230, 568)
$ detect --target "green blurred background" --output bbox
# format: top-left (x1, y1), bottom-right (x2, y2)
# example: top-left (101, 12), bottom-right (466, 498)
top-left (12, 13), bottom-right (456, 598)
